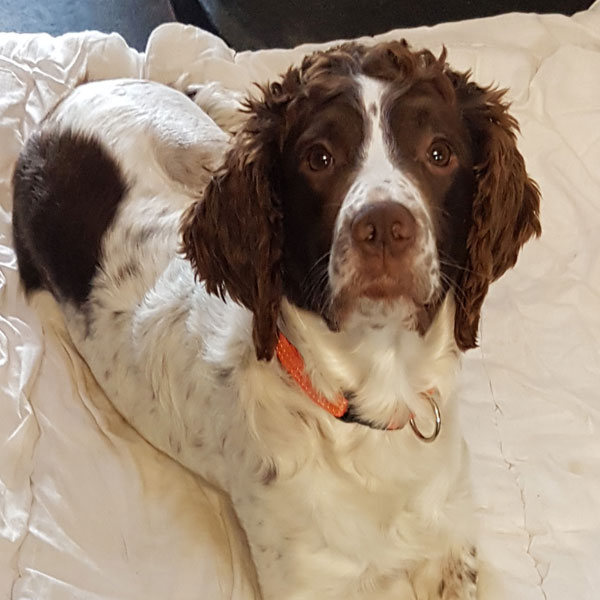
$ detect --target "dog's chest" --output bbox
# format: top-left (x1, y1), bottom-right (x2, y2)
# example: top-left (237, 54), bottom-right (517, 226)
top-left (225, 420), bottom-right (466, 596)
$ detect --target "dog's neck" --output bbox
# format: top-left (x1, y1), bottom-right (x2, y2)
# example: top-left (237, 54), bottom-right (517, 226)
top-left (277, 296), bottom-right (460, 429)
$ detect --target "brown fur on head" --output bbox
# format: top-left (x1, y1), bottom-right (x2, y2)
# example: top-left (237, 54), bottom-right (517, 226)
top-left (447, 73), bottom-right (541, 349)
top-left (181, 41), bottom-right (541, 361)
top-left (179, 47), bottom-right (367, 362)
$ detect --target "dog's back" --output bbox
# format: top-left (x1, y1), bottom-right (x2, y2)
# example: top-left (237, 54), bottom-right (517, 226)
top-left (12, 79), bottom-right (227, 307)
top-left (11, 79), bottom-right (237, 484)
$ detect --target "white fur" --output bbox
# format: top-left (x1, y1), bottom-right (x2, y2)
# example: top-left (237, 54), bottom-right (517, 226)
top-left (331, 76), bottom-right (440, 313)
top-left (41, 79), bottom-right (477, 599)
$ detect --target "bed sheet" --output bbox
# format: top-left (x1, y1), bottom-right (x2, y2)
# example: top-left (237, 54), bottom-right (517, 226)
top-left (1, 5), bottom-right (600, 598)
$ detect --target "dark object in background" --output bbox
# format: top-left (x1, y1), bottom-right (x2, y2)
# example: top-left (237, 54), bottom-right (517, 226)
top-left (0, 0), bottom-right (175, 51)
top-left (0, 0), bottom-right (594, 54)
top-left (170, 0), bottom-right (595, 50)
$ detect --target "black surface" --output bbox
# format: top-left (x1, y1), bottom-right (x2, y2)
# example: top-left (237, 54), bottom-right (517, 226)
top-left (0, 0), bottom-right (175, 51)
top-left (172, 0), bottom-right (595, 50)
top-left (170, 0), bottom-right (219, 36)
top-left (2, 0), bottom-right (593, 54)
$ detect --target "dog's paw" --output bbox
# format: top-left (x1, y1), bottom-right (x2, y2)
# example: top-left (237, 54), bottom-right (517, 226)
top-left (412, 545), bottom-right (478, 600)
top-left (437, 546), bottom-right (478, 600)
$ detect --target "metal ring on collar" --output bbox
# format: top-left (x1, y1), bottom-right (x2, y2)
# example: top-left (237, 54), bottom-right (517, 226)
top-left (409, 392), bottom-right (442, 443)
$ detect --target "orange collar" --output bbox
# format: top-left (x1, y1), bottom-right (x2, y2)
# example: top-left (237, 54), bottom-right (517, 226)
top-left (276, 331), bottom-right (349, 418)
top-left (275, 331), bottom-right (442, 441)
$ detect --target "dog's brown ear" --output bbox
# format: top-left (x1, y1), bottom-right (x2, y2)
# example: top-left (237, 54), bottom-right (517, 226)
top-left (450, 74), bottom-right (541, 350)
top-left (180, 81), bottom-right (295, 361)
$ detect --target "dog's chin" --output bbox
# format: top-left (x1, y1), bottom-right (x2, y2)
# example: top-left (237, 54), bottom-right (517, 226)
top-left (324, 285), bottom-right (434, 335)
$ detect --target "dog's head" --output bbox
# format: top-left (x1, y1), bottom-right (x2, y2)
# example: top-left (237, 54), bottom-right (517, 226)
top-left (181, 41), bottom-right (541, 360)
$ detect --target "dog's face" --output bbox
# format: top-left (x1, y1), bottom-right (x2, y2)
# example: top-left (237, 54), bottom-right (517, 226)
top-left (181, 41), bottom-right (541, 360)
top-left (278, 61), bottom-right (476, 335)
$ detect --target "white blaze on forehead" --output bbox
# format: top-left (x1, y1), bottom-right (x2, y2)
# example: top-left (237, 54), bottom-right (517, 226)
top-left (330, 75), bottom-right (440, 304)
top-left (357, 76), bottom-right (396, 182)
top-left (339, 75), bottom-right (426, 220)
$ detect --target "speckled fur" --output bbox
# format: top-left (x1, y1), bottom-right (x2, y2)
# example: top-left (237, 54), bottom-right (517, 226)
top-left (13, 36), bottom-right (542, 596)
top-left (13, 76), bottom-right (481, 599)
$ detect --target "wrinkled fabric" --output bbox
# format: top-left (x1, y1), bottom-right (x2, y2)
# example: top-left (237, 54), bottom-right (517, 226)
top-left (1, 5), bottom-right (600, 598)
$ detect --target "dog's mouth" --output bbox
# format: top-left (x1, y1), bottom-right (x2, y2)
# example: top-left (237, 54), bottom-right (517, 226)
top-left (358, 273), bottom-right (414, 301)
top-left (320, 255), bottom-right (439, 332)
top-left (285, 242), bottom-right (440, 337)
top-left (323, 286), bottom-right (434, 335)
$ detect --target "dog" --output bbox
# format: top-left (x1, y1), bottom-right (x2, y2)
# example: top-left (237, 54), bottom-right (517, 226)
top-left (12, 41), bottom-right (540, 599)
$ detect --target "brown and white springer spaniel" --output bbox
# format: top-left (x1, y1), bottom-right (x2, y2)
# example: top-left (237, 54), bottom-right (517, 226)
top-left (12, 41), bottom-right (540, 599)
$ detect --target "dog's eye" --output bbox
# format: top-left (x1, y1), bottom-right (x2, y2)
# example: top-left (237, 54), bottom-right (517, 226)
top-left (427, 141), bottom-right (453, 168)
top-left (307, 145), bottom-right (334, 172)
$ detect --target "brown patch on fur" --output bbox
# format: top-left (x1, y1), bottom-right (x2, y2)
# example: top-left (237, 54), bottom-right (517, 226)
top-left (180, 44), bottom-right (367, 361)
top-left (12, 129), bottom-right (128, 303)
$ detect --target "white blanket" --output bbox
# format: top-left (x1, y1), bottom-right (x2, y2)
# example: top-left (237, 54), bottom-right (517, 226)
top-left (1, 5), bottom-right (600, 598)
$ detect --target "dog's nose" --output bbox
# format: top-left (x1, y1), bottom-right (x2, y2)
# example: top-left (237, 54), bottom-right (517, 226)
top-left (351, 201), bottom-right (416, 257)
